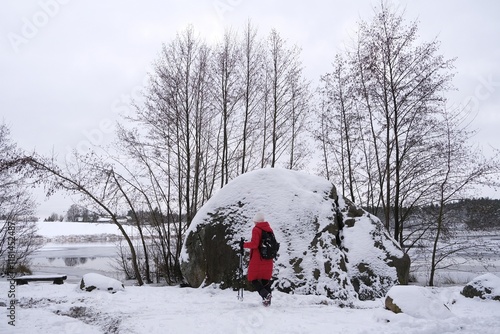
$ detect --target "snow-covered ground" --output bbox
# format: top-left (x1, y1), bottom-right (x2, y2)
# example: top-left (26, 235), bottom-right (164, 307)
top-left (1, 279), bottom-right (500, 333)
top-left (1, 218), bottom-right (498, 332)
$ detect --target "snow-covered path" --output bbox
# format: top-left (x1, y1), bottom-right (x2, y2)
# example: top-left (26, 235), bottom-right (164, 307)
top-left (2, 280), bottom-right (500, 334)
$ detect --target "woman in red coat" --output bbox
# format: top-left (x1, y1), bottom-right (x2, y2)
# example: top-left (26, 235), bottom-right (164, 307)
top-left (242, 212), bottom-right (274, 306)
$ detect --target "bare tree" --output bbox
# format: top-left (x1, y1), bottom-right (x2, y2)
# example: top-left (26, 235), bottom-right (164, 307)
top-left (286, 58), bottom-right (311, 170)
top-left (314, 98), bottom-right (334, 181)
top-left (146, 26), bottom-right (215, 227)
top-left (427, 108), bottom-right (500, 285)
top-left (318, 55), bottom-right (359, 202)
top-left (213, 29), bottom-right (242, 186)
top-left (0, 123), bottom-right (42, 274)
top-left (363, 3), bottom-right (456, 244)
top-left (21, 153), bottom-right (145, 286)
top-left (265, 29), bottom-right (310, 168)
top-left (119, 27), bottom-right (218, 282)
top-left (318, 2), bottom-right (456, 245)
top-left (239, 20), bottom-right (265, 174)
top-left (110, 127), bottom-right (187, 283)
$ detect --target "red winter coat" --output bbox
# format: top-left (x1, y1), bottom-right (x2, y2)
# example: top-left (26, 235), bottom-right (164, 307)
top-left (243, 221), bottom-right (274, 281)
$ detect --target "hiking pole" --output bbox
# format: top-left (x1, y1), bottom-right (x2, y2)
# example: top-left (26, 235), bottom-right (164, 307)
top-left (238, 237), bottom-right (244, 301)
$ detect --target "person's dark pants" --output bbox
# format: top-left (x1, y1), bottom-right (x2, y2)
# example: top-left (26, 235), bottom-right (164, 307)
top-left (252, 279), bottom-right (272, 299)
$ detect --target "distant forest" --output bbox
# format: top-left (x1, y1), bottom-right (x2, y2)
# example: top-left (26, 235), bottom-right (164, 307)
top-left (447, 198), bottom-right (500, 230)
top-left (365, 197), bottom-right (500, 233)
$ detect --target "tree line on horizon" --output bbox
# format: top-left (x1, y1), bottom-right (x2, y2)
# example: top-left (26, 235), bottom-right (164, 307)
top-left (39, 198), bottom-right (500, 232)
top-left (1, 3), bottom-right (499, 286)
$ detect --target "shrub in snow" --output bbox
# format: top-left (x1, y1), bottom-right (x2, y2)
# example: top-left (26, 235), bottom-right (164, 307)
top-left (385, 285), bottom-right (453, 319)
top-left (461, 273), bottom-right (500, 301)
top-left (180, 168), bottom-right (410, 302)
top-left (79, 273), bottom-right (124, 293)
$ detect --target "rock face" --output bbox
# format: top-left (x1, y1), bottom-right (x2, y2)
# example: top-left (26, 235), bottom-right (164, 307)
top-left (180, 168), bottom-right (410, 302)
top-left (461, 274), bottom-right (500, 301)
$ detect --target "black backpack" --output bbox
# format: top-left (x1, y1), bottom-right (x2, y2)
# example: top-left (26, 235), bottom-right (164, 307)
top-left (259, 229), bottom-right (280, 260)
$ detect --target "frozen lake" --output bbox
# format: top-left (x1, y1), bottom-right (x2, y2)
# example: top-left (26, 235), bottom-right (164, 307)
top-left (30, 242), bottom-right (126, 284)
top-left (25, 222), bottom-right (139, 283)
top-left (27, 222), bottom-right (500, 286)
top-left (33, 242), bottom-right (119, 258)
top-left (22, 221), bottom-right (165, 285)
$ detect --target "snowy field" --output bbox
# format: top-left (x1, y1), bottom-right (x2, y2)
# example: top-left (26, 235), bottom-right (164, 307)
top-left (1, 222), bottom-right (499, 333)
top-left (1, 280), bottom-right (500, 333)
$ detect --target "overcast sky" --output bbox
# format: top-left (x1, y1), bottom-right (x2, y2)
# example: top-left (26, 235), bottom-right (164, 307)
top-left (1, 0), bottom-right (499, 217)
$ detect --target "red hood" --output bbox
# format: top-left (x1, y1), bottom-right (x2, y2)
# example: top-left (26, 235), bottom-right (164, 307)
top-left (255, 221), bottom-right (272, 232)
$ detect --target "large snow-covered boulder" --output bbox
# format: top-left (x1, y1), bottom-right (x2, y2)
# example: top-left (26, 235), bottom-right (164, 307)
top-left (385, 285), bottom-right (453, 319)
top-left (461, 274), bottom-right (500, 301)
top-left (180, 168), bottom-right (410, 302)
top-left (79, 273), bottom-right (124, 293)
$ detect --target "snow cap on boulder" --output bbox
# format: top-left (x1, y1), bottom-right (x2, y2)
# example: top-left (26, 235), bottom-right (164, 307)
top-left (79, 273), bottom-right (124, 293)
top-left (385, 285), bottom-right (453, 319)
top-left (462, 273), bottom-right (500, 301)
